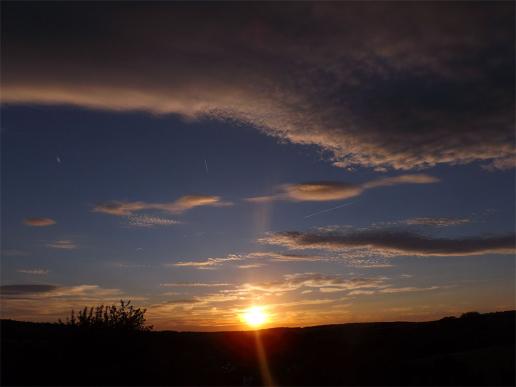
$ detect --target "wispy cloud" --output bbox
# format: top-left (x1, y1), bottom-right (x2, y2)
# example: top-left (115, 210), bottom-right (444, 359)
top-left (93, 195), bottom-right (231, 216)
top-left (261, 229), bottom-right (515, 257)
top-left (246, 174), bottom-right (439, 203)
top-left (23, 217), bottom-right (56, 227)
top-left (127, 215), bottom-right (181, 227)
top-left (237, 264), bottom-right (265, 269)
top-left (46, 240), bottom-right (77, 250)
top-left (402, 217), bottom-right (471, 227)
top-left (220, 273), bottom-right (389, 295)
top-left (170, 254), bottom-right (243, 268)
top-left (160, 282), bottom-right (231, 288)
top-left (17, 269), bottom-right (49, 275)
top-left (168, 250), bottom-right (331, 270)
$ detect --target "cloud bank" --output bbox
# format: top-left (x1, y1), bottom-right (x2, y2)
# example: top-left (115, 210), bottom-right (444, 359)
top-left (1, 3), bottom-right (513, 171)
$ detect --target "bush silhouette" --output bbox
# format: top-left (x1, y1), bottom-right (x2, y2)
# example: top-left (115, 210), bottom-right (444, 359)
top-left (460, 311), bottom-right (481, 319)
top-left (59, 300), bottom-right (152, 331)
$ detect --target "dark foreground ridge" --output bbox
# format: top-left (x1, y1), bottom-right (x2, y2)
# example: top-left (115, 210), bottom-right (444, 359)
top-left (2, 311), bottom-right (515, 386)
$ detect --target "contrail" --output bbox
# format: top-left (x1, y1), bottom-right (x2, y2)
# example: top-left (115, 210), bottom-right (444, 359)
top-left (204, 159), bottom-right (209, 174)
top-left (304, 202), bottom-right (354, 219)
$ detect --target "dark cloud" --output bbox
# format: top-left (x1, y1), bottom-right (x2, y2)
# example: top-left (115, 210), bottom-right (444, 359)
top-left (261, 229), bottom-right (516, 257)
top-left (0, 284), bottom-right (58, 295)
top-left (1, 3), bottom-right (513, 171)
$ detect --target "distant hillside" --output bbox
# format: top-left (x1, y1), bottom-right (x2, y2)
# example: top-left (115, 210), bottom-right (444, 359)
top-left (2, 311), bottom-right (515, 386)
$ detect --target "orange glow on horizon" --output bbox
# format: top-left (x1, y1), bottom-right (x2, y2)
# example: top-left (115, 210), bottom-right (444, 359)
top-left (241, 306), bottom-right (268, 328)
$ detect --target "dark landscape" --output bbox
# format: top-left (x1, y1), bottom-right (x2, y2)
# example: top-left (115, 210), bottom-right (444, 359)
top-left (1, 311), bottom-right (514, 386)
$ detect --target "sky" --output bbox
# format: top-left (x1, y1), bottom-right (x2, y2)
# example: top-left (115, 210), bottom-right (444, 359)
top-left (0, 2), bottom-right (515, 331)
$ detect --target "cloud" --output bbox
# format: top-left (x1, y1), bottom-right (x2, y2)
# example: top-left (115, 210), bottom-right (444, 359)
top-left (261, 229), bottom-right (516, 257)
top-left (379, 286), bottom-right (441, 294)
top-left (127, 215), bottom-right (181, 227)
top-left (169, 251), bottom-right (331, 270)
top-left (361, 174), bottom-right (439, 189)
top-left (23, 217), bottom-right (56, 227)
top-left (1, 249), bottom-right (29, 257)
top-left (93, 195), bottom-right (231, 216)
top-left (402, 217), bottom-right (471, 227)
top-left (146, 271), bottom-right (446, 329)
top-left (46, 240), bottom-right (77, 250)
top-left (160, 282), bottom-right (231, 288)
top-left (0, 284), bottom-right (58, 295)
top-left (171, 254), bottom-right (243, 269)
top-left (237, 264), bottom-right (265, 269)
top-left (1, 3), bottom-right (513, 171)
top-left (246, 251), bottom-right (330, 262)
top-left (246, 174), bottom-right (438, 202)
top-left (232, 273), bottom-right (389, 295)
top-left (482, 155), bottom-right (516, 171)
top-left (17, 269), bottom-right (49, 275)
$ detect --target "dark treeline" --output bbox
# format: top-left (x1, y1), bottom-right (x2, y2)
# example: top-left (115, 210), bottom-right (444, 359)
top-left (1, 311), bottom-right (515, 386)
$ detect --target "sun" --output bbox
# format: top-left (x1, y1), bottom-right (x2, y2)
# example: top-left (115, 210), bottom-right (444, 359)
top-left (241, 306), bottom-right (268, 328)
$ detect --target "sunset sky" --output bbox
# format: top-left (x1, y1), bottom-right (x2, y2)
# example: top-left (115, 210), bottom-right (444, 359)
top-left (1, 2), bottom-right (514, 331)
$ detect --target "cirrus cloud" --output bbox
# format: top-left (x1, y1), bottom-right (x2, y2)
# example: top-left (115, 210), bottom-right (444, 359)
top-left (23, 217), bottom-right (56, 227)
top-left (93, 195), bottom-right (232, 216)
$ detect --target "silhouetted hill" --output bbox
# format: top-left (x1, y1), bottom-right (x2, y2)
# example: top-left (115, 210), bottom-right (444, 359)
top-left (2, 311), bottom-right (515, 386)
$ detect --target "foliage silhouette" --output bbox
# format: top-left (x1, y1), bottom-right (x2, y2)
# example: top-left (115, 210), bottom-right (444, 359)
top-left (460, 311), bottom-right (481, 319)
top-left (58, 300), bottom-right (152, 331)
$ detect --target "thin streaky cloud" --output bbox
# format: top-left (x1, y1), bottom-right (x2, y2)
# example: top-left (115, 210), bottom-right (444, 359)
top-left (23, 217), bottom-right (56, 227)
top-left (46, 240), bottom-right (77, 250)
top-left (159, 283), bottom-right (232, 288)
top-left (93, 195), bottom-right (232, 216)
top-left (169, 254), bottom-right (243, 268)
top-left (402, 217), bottom-right (471, 227)
top-left (17, 269), bottom-right (49, 275)
top-left (127, 215), bottom-right (181, 228)
top-left (246, 174), bottom-right (439, 203)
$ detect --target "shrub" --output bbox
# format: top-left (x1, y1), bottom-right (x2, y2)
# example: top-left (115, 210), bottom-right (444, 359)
top-left (59, 300), bottom-right (152, 331)
top-left (460, 311), bottom-right (481, 319)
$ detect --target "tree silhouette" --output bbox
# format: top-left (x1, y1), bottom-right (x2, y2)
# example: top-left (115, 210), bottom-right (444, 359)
top-left (59, 300), bottom-right (152, 331)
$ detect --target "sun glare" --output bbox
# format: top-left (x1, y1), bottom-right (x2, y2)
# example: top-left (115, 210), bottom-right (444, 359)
top-left (242, 306), bottom-right (268, 328)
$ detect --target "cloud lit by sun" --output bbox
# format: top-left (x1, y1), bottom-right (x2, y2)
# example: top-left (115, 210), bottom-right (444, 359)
top-left (241, 306), bottom-right (268, 328)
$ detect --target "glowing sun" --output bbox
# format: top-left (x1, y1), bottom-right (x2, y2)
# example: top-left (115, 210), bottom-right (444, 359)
top-left (242, 306), bottom-right (268, 328)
